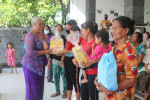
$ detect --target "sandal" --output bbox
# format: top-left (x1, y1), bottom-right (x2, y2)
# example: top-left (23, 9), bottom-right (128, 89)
top-left (62, 93), bottom-right (67, 98)
top-left (50, 93), bottom-right (60, 98)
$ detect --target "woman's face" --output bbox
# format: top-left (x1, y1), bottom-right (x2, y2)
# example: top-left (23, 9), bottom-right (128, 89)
top-left (33, 19), bottom-right (44, 33)
top-left (66, 24), bottom-right (70, 30)
top-left (131, 33), bottom-right (138, 43)
top-left (81, 27), bottom-right (88, 39)
top-left (56, 26), bottom-right (63, 33)
top-left (44, 26), bottom-right (50, 31)
top-left (112, 20), bottom-right (128, 42)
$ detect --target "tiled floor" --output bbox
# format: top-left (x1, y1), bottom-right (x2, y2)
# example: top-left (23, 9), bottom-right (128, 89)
top-left (0, 67), bottom-right (104, 100)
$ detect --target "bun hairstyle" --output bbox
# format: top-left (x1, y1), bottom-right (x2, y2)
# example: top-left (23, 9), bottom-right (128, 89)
top-left (70, 25), bottom-right (80, 31)
top-left (134, 32), bottom-right (143, 43)
top-left (66, 20), bottom-right (77, 26)
top-left (115, 16), bottom-right (135, 36)
top-left (81, 21), bottom-right (98, 34)
top-left (95, 30), bottom-right (109, 44)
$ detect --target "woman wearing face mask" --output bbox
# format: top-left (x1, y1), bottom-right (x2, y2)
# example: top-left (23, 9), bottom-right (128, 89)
top-left (99, 14), bottom-right (112, 32)
top-left (43, 25), bottom-right (54, 83)
top-left (65, 20), bottom-right (78, 34)
top-left (49, 24), bottom-right (67, 98)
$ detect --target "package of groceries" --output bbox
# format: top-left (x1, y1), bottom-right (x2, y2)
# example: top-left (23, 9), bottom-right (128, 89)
top-left (50, 29), bottom-right (64, 54)
top-left (67, 31), bottom-right (87, 68)
top-left (98, 51), bottom-right (118, 91)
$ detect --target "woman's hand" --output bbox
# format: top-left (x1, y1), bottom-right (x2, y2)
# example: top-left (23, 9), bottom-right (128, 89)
top-left (60, 61), bottom-right (64, 68)
top-left (94, 77), bottom-right (111, 92)
top-left (86, 59), bottom-right (95, 68)
top-left (72, 58), bottom-right (79, 67)
top-left (47, 61), bottom-right (52, 69)
top-left (45, 49), bottom-right (52, 54)
top-left (43, 42), bottom-right (48, 50)
top-left (56, 51), bottom-right (64, 56)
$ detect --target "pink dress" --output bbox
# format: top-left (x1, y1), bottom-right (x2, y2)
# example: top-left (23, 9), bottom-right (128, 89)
top-left (89, 44), bottom-right (112, 60)
top-left (6, 49), bottom-right (16, 66)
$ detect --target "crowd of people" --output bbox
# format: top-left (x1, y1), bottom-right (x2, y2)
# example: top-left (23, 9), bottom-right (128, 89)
top-left (1, 13), bottom-right (150, 100)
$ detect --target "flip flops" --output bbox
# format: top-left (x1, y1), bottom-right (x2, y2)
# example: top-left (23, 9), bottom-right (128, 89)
top-left (50, 93), bottom-right (60, 98)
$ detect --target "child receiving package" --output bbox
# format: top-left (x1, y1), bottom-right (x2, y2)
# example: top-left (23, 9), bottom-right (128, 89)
top-left (98, 51), bottom-right (118, 91)
top-left (50, 29), bottom-right (64, 54)
top-left (67, 31), bottom-right (87, 68)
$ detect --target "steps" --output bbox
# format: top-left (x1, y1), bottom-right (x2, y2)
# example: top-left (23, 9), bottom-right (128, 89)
top-left (135, 90), bottom-right (145, 100)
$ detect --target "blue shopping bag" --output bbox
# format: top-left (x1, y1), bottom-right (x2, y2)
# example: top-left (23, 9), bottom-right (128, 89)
top-left (98, 51), bottom-right (118, 91)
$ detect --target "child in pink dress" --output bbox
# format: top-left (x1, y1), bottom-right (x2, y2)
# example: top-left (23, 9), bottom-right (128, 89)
top-left (82, 30), bottom-right (112, 83)
top-left (5, 42), bottom-right (18, 74)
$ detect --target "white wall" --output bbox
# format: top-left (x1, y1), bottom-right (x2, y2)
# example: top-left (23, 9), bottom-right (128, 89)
top-left (69, 0), bottom-right (86, 27)
top-left (96, 0), bottom-right (124, 29)
top-left (70, 0), bottom-right (150, 32)
top-left (144, 0), bottom-right (150, 32)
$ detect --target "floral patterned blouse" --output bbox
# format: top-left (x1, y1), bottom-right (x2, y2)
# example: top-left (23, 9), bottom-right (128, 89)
top-left (104, 40), bottom-right (138, 100)
top-left (21, 31), bottom-right (47, 76)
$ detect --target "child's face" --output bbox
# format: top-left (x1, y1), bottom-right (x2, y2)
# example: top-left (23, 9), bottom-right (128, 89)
top-left (8, 44), bottom-right (13, 49)
top-left (95, 36), bottom-right (101, 45)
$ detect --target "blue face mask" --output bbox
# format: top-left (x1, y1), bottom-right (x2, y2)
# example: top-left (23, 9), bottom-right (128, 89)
top-left (44, 30), bottom-right (50, 35)
top-left (59, 32), bottom-right (63, 36)
top-left (114, 16), bottom-right (118, 19)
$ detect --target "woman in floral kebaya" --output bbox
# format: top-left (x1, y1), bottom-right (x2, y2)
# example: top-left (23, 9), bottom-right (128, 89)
top-left (95, 16), bottom-right (138, 100)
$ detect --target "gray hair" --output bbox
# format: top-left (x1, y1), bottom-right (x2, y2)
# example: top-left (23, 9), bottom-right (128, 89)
top-left (31, 16), bottom-right (42, 26)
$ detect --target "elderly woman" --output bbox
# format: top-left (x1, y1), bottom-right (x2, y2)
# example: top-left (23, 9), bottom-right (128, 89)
top-left (94, 16), bottom-right (138, 100)
top-left (22, 16), bottom-right (52, 100)
top-left (132, 32), bottom-right (146, 70)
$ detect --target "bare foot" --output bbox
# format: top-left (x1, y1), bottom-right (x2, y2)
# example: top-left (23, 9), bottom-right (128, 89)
top-left (16, 72), bottom-right (18, 74)
top-left (9, 71), bottom-right (13, 74)
top-left (81, 79), bottom-right (88, 84)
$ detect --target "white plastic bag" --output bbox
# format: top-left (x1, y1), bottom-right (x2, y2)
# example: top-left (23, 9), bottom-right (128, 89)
top-left (98, 51), bottom-right (118, 91)
top-left (50, 29), bottom-right (64, 54)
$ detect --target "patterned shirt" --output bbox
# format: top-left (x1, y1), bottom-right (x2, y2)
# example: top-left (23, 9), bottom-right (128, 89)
top-left (21, 31), bottom-right (47, 76)
top-left (132, 43), bottom-right (146, 70)
top-left (104, 40), bottom-right (138, 100)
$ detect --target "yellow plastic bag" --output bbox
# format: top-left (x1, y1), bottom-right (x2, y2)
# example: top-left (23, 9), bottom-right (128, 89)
top-left (50, 30), bottom-right (64, 54)
top-left (72, 46), bottom-right (87, 68)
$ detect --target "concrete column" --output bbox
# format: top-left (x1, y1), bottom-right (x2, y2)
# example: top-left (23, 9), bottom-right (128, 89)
top-left (86, 0), bottom-right (96, 22)
top-left (124, 0), bottom-right (145, 25)
top-left (124, 0), bottom-right (145, 33)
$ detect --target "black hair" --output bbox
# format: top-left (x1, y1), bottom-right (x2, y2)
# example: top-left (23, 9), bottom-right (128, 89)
top-left (145, 32), bottom-right (150, 39)
top-left (115, 16), bottom-right (135, 36)
top-left (95, 30), bottom-right (109, 44)
top-left (44, 25), bottom-right (52, 35)
top-left (114, 13), bottom-right (118, 16)
top-left (81, 21), bottom-right (98, 34)
top-left (55, 24), bottom-right (64, 30)
top-left (104, 14), bottom-right (108, 16)
top-left (7, 42), bottom-right (14, 48)
top-left (70, 25), bottom-right (80, 31)
top-left (134, 32), bottom-right (143, 43)
top-left (23, 31), bottom-right (27, 34)
top-left (66, 20), bottom-right (77, 26)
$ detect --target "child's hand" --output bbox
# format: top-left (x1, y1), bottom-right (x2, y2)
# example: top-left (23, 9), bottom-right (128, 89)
top-left (92, 43), bottom-right (96, 49)
top-left (60, 62), bottom-right (64, 68)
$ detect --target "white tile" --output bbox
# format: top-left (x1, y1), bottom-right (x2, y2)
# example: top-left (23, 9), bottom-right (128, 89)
top-left (0, 67), bottom-right (104, 100)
